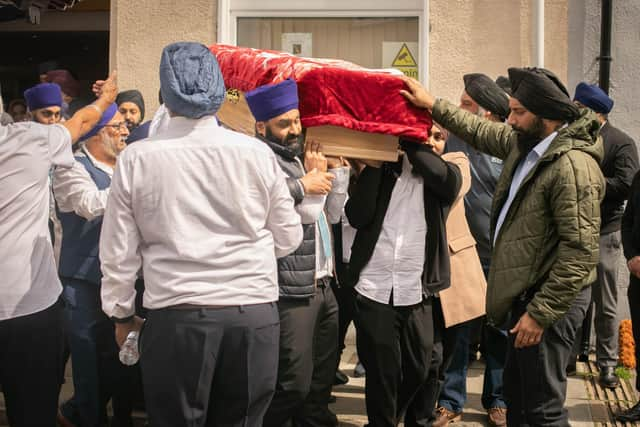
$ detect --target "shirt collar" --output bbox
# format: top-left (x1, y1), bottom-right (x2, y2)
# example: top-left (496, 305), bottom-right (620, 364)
top-left (530, 123), bottom-right (568, 159)
top-left (80, 145), bottom-right (114, 176)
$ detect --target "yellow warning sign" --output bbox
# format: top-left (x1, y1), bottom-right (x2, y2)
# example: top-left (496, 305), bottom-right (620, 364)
top-left (392, 43), bottom-right (418, 68)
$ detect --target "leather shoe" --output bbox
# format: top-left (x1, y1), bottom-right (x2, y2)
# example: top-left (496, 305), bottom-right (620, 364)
top-left (353, 361), bottom-right (366, 378)
top-left (598, 366), bottom-right (620, 389)
top-left (616, 401), bottom-right (640, 422)
top-left (432, 406), bottom-right (462, 427)
top-left (566, 362), bottom-right (577, 376)
top-left (334, 369), bottom-right (349, 385)
top-left (487, 407), bottom-right (507, 427)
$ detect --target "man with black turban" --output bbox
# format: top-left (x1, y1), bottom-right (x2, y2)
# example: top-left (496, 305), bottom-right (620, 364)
top-left (99, 42), bottom-right (303, 427)
top-left (116, 89), bottom-right (145, 131)
top-left (399, 67), bottom-right (605, 426)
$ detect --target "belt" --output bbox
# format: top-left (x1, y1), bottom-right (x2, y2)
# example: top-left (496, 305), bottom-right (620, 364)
top-left (170, 304), bottom-right (229, 310)
top-left (316, 276), bottom-right (332, 288)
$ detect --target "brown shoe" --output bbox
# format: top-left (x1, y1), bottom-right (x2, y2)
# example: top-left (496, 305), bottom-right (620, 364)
top-left (487, 407), bottom-right (507, 427)
top-left (432, 406), bottom-right (462, 427)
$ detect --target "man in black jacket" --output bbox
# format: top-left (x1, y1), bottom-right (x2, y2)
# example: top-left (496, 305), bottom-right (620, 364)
top-left (246, 79), bottom-right (350, 427)
top-left (572, 82), bottom-right (639, 388)
top-left (345, 139), bottom-right (462, 427)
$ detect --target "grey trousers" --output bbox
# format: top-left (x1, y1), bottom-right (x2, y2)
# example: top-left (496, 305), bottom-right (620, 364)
top-left (591, 231), bottom-right (621, 367)
top-left (139, 302), bottom-right (280, 427)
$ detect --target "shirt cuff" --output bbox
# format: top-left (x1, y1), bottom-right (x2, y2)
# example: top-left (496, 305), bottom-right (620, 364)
top-left (329, 167), bottom-right (350, 193)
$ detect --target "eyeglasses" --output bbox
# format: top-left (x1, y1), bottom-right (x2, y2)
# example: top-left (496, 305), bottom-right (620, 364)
top-left (103, 122), bottom-right (128, 131)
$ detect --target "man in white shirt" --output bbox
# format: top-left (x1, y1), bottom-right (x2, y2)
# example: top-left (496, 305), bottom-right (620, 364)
top-left (53, 103), bottom-right (131, 427)
top-left (0, 72), bottom-right (117, 427)
top-left (245, 79), bottom-right (349, 427)
top-left (99, 42), bottom-right (302, 427)
top-left (344, 140), bottom-right (462, 427)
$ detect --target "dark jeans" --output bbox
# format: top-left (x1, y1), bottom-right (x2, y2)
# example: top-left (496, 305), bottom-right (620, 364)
top-left (331, 278), bottom-right (357, 362)
top-left (354, 294), bottom-right (434, 427)
top-left (628, 276), bottom-right (640, 391)
top-left (438, 319), bottom-right (508, 412)
top-left (0, 300), bottom-right (65, 427)
top-left (504, 286), bottom-right (591, 426)
top-left (140, 302), bottom-right (280, 427)
top-left (60, 278), bottom-right (132, 427)
top-left (264, 281), bottom-right (339, 427)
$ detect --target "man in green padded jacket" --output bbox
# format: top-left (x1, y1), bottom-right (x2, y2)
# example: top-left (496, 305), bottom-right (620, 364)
top-left (400, 67), bottom-right (604, 426)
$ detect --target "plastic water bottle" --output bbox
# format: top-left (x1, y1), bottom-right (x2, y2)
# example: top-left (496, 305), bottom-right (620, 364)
top-left (119, 331), bottom-right (140, 365)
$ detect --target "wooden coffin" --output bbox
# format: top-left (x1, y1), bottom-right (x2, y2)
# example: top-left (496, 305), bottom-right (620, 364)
top-left (217, 89), bottom-right (399, 162)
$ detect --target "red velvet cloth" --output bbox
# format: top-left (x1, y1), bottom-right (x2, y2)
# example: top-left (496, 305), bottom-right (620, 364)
top-left (210, 44), bottom-right (431, 140)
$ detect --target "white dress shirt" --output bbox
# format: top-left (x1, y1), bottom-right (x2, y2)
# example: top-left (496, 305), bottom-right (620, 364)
top-left (356, 155), bottom-right (427, 306)
top-left (0, 123), bottom-right (73, 320)
top-left (493, 129), bottom-right (559, 243)
top-left (53, 145), bottom-right (113, 221)
top-left (99, 116), bottom-right (303, 319)
top-left (291, 163), bottom-right (349, 280)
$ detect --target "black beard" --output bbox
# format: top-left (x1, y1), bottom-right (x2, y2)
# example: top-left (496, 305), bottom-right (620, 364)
top-left (265, 127), bottom-right (304, 157)
top-left (125, 120), bottom-right (139, 131)
top-left (515, 116), bottom-right (545, 154)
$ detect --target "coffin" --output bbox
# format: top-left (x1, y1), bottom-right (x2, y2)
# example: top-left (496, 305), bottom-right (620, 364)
top-left (211, 44), bottom-right (432, 161)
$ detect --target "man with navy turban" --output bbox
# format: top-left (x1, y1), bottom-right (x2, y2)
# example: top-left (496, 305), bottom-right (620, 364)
top-left (571, 83), bottom-right (639, 392)
top-left (99, 42), bottom-right (303, 427)
top-left (53, 103), bottom-right (132, 427)
top-left (246, 78), bottom-right (349, 427)
top-left (24, 82), bottom-right (63, 125)
top-left (400, 68), bottom-right (606, 425)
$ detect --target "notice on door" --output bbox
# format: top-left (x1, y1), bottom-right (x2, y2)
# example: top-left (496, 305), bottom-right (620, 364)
top-left (282, 33), bottom-right (313, 57)
top-left (382, 42), bottom-right (419, 78)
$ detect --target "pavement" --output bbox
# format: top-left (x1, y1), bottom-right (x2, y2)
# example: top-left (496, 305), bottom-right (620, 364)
top-left (1, 325), bottom-right (639, 426)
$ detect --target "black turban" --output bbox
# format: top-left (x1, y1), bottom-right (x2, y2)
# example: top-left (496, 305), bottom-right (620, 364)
top-left (495, 75), bottom-right (512, 95)
top-left (116, 89), bottom-right (146, 122)
top-left (463, 73), bottom-right (510, 120)
top-left (508, 67), bottom-right (580, 122)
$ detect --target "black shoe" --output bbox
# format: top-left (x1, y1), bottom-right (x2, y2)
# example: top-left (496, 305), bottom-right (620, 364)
top-left (353, 361), bottom-right (366, 378)
top-left (577, 353), bottom-right (589, 362)
top-left (617, 401), bottom-right (640, 422)
top-left (566, 362), bottom-right (577, 376)
top-left (328, 394), bottom-right (337, 403)
top-left (598, 366), bottom-right (620, 389)
top-left (334, 369), bottom-right (349, 385)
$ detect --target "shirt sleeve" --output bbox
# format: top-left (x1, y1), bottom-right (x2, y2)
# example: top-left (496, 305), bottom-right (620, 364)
top-left (48, 124), bottom-right (74, 168)
top-left (99, 153), bottom-right (142, 320)
top-left (52, 159), bottom-right (110, 221)
top-left (325, 166), bottom-right (350, 224)
top-left (265, 158), bottom-right (304, 258)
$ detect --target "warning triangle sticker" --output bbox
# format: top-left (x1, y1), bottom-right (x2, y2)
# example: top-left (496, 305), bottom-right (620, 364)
top-left (392, 43), bottom-right (417, 67)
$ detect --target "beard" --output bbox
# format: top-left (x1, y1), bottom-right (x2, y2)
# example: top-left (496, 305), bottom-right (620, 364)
top-left (124, 119), bottom-right (139, 131)
top-left (514, 116), bottom-right (545, 154)
top-left (265, 127), bottom-right (304, 157)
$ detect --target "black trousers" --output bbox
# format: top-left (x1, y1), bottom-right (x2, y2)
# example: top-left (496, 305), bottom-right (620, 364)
top-left (404, 298), bottom-right (450, 427)
top-left (503, 286), bottom-right (591, 426)
top-left (264, 282), bottom-right (339, 427)
top-left (139, 302), bottom-right (280, 427)
top-left (628, 276), bottom-right (640, 391)
top-left (0, 300), bottom-right (65, 427)
top-left (330, 279), bottom-right (357, 362)
top-left (354, 294), bottom-right (434, 427)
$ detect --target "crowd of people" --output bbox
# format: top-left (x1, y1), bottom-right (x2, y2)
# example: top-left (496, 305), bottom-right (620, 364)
top-left (1, 39), bottom-right (640, 427)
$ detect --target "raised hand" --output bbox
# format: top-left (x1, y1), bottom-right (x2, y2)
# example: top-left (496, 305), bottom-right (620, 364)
top-left (92, 70), bottom-right (118, 104)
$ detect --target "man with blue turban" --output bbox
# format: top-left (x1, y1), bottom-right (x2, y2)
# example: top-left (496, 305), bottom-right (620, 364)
top-left (246, 78), bottom-right (349, 427)
top-left (24, 82), bottom-right (63, 125)
top-left (571, 83), bottom-right (639, 392)
top-left (53, 103), bottom-right (132, 427)
top-left (98, 42), bottom-right (303, 427)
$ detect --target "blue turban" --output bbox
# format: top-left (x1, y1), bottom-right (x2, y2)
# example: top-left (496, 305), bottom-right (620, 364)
top-left (245, 79), bottom-right (299, 122)
top-left (574, 82), bottom-right (614, 114)
top-left (80, 103), bottom-right (118, 142)
top-left (24, 83), bottom-right (63, 111)
top-left (159, 42), bottom-right (226, 119)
